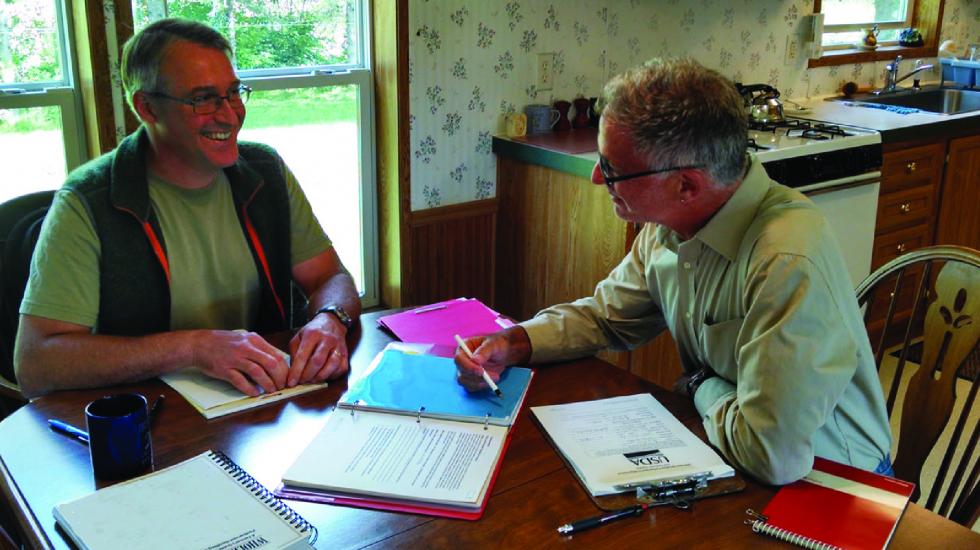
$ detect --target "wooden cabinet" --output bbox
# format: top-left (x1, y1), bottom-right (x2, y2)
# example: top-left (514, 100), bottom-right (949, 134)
top-left (874, 141), bottom-right (944, 271)
top-left (936, 134), bottom-right (980, 251)
top-left (494, 156), bottom-right (683, 388)
top-left (868, 130), bottom-right (980, 345)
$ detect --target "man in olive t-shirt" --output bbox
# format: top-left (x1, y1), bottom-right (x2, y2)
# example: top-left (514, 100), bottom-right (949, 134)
top-left (14, 18), bottom-right (361, 398)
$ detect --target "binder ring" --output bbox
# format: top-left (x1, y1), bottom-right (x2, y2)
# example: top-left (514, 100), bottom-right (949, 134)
top-left (417, 406), bottom-right (426, 423)
top-left (483, 413), bottom-right (491, 431)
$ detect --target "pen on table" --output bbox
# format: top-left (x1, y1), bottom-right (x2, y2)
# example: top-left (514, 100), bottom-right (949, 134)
top-left (48, 419), bottom-right (90, 444)
top-left (148, 394), bottom-right (165, 427)
top-left (454, 334), bottom-right (503, 398)
top-left (557, 504), bottom-right (648, 535)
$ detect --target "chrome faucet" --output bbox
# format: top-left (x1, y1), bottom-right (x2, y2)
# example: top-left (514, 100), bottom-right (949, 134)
top-left (874, 56), bottom-right (935, 94)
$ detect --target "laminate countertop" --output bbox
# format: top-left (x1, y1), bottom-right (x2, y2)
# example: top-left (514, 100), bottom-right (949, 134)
top-left (493, 91), bottom-right (980, 179)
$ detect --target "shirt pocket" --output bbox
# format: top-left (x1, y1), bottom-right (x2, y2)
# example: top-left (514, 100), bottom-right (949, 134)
top-left (700, 317), bottom-right (744, 380)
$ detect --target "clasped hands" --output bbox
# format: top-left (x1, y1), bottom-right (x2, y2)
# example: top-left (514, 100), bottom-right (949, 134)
top-left (194, 314), bottom-right (349, 397)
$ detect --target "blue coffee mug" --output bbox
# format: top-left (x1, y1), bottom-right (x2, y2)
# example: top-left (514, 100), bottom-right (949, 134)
top-left (85, 393), bottom-right (153, 479)
top-left (524, 104), bottom-right (560, 135)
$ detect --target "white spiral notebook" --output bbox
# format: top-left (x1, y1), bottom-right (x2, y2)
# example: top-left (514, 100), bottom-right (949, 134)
top-left (53, 450), bottom-right (316, 550)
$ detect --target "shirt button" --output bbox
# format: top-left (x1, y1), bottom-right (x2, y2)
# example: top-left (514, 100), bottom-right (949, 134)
top-left (683, 262), bottom-right (692, 269)
top-left (685, 312), bottom-right (692, 319)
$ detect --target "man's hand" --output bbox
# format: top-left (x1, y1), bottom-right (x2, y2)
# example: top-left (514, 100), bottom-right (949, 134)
top-left (287, 312), bottom-right (349, 387)
top-left (193, 330), bottom-right (290, 397)
top-left (454, 327), bottom-right (532, 392)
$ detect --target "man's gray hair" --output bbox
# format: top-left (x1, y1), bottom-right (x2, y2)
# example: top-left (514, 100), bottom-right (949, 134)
top-left (600, 58), bottom-right (748, 186)
top-left (120, 18), bottom-right (233, 115)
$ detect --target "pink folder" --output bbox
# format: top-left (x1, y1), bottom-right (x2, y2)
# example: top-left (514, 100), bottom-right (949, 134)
top-left (377, 298), bottom-right (514, 348)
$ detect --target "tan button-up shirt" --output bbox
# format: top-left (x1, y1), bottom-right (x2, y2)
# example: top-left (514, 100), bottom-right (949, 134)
top-left (521, 156), bottom-right (891, 485)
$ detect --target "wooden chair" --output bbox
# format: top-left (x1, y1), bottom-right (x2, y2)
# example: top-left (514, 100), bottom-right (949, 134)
top-left (0, 190), bottom-right (55, 416)
top-left (856, 245), bottom-right (980, 526)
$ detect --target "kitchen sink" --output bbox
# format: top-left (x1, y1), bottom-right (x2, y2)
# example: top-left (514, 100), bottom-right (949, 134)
top-left (834, 87), bottom-right (980, 115)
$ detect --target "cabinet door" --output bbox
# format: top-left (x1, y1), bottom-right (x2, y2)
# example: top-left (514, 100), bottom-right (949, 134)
top-left (936, 134), bottom-right (980, 250)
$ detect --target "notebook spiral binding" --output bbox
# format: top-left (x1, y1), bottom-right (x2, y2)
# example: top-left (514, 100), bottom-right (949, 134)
top-left (745, 509), bottom-right (839, 550)
top-left (210, 450), bottom-right (319, 543)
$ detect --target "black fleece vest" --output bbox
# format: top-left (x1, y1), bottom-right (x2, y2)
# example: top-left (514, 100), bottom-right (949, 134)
top-left (62, 128), bottom-right (293, 336)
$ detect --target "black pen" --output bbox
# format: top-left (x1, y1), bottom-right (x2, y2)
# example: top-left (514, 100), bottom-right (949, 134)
top-left (557, 504), bottom-right (647, 535)
top-left (148, 394), bottom-right (165, 427)
top-left (48, 419), bottom-right (90, 444)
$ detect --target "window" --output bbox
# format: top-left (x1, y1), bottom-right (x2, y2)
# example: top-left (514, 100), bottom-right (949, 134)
top-left (132, 0), bottom-right (378, 306)
top-left (0, 0), bottom-right (86, 204)
top-left (820, 0), bottom-right (913, 49)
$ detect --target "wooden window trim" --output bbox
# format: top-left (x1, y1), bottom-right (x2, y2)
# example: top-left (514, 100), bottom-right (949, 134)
top-left (808, 0), bottom-right (944, 68)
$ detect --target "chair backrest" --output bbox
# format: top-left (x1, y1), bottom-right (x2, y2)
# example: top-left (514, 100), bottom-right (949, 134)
top-left (856, 245), bottom-right (980, 527)
top-left (0, 190), bottom-right (55, 408)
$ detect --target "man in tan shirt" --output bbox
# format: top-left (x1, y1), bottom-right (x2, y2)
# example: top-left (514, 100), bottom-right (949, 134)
top-left (455, 58), bottom-right (892, 485)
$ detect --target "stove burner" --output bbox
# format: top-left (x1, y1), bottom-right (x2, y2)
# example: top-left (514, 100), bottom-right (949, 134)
top-left (747, 138), bottom-right (770, 151)
top-left (750, 118), bottom-right (855, 141)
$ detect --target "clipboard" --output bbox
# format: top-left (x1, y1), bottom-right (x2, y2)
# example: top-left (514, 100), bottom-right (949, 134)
top-left (531, 401), bottom-right (745, 513)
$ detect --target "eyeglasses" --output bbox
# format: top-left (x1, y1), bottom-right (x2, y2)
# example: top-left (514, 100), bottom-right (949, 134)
top-left (145, 84), bottom-right (252, 115)
top-left (598, 153), bottom-right (704, 187)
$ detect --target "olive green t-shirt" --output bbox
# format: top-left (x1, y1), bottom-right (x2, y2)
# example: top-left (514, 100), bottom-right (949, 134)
top-left (21, 164), bottom-right (331, 331)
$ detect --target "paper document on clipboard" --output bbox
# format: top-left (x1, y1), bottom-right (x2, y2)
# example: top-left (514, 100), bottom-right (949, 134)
top-left (532, 393), bottom-right (735, 497)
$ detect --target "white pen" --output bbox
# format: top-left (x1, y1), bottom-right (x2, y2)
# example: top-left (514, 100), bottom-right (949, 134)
top-left (454, 334), bottom-right (503, 398)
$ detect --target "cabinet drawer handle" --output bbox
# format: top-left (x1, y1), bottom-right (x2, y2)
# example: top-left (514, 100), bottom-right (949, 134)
top-left (899, 202), bottom-right (912, 214)
top-left (896, 243), bottom-right (908, 254)
top-left (905, 161), bottom-right (917, 174)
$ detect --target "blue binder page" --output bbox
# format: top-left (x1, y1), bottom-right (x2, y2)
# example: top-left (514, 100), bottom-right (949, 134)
top-left (339, 349), bottom-right (532, 427)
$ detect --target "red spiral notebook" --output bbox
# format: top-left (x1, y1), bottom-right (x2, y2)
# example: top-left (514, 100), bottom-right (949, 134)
top-left (747, 457), bottom-right (915, 550)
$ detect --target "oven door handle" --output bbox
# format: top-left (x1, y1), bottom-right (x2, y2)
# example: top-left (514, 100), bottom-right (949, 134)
top-left (796, 171), bottom-right (881, 195)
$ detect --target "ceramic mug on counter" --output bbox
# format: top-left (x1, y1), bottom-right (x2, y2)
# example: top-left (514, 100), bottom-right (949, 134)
top-left (505, 112), bottom-right (527, 137)
top-left (524, 104), bottom-right (559, 135)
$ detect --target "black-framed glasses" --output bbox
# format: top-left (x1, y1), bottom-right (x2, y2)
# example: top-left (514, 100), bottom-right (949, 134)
top-left (598, 153), bottom-right (704, 187)
top-left (145, 84), bottom-right (252, 115)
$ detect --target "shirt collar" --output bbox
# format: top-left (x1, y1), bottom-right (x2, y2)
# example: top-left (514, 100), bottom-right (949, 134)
top-left (693, 154), bottom-right (770, 261)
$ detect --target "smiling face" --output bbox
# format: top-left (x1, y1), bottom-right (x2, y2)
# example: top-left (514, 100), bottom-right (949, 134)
top-left (137, 40), bottom-right (244, 187)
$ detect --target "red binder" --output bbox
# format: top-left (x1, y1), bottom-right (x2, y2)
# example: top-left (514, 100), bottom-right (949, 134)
top-left (747, 457), bottom-right (915, 550)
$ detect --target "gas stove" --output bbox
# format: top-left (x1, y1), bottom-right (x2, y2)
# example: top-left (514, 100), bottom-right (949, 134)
top-left (749, 117), bottom-right (882, 192)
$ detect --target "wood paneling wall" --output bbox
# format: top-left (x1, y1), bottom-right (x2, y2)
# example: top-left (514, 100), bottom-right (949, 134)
top-left (494, 156), bottom-right (684, 386)
top-left (407, 200), bottom-right (497, 306)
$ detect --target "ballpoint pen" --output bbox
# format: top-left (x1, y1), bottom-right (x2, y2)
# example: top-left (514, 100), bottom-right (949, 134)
top-left (454, 334), bottom-right (503, 398)
top-left (48, 419), bottom-right (90, 444)
top-left (557, 504), bottom-right (648, 535)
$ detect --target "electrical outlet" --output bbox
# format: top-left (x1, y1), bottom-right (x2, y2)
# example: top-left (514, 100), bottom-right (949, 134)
top-left (784, 35), bottom-right (798, 65)
top-left (537, 52), bottom-right (555, 91)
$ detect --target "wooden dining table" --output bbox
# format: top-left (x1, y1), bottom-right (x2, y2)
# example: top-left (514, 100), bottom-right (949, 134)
top-left (1, 311), bottom-right (977, 549)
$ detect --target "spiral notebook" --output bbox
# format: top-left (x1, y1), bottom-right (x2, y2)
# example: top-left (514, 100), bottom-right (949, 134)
top-left (746, 457), bottom-right (914, 550)
top-left (54, 450), bottom-right (316, 550)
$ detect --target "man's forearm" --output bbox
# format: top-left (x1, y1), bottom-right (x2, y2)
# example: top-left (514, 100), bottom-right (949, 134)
top-left (15, 330), bottom-right (199, 398)
top-left (305, 270), bottom-right (361, 323)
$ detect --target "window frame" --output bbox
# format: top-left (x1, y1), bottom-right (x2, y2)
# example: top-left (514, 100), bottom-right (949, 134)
top-left (0, 0), bottom-right (88, 176)
top-left (808, 0), bottom-right (944, 68)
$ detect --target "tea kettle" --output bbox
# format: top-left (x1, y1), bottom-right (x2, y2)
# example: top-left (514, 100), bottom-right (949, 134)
top-left (735, 83), bottom-right (784, 123)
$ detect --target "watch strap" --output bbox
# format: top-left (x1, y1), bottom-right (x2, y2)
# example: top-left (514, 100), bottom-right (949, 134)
top-left (316, 305), bottom-right (353, 329)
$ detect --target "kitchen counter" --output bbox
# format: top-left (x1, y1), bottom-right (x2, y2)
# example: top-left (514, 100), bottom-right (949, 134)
top-left (785, 96), bottom-right (980, 144)
top-left (493, 95), bottom-right (980, 171)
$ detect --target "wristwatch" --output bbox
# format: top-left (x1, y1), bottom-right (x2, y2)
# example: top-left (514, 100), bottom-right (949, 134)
top-left (315, 305), bottom-right (354, 329)
top-left (685, 367), bottom-right (716, 399)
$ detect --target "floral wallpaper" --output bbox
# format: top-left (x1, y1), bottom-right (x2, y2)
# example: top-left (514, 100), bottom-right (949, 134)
top-left (408, 0), bottom-right (980, 211)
